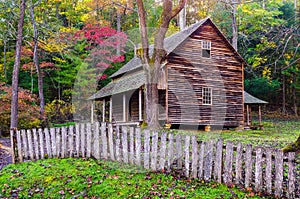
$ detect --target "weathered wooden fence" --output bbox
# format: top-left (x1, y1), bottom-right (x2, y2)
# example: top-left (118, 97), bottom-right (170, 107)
top-left (10, 122), bottom-right (299, 199)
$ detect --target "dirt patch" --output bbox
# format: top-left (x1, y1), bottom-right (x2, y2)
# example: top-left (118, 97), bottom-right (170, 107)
top-left (0, 138), bottom-right (12, 170)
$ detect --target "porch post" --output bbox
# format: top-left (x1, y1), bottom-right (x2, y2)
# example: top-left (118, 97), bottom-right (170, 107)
top-left (139, 88), bottom-right (142, 121)
top-left (246, 104), bottom-right (250, 126)
top-left (258, 105), bottom-right (262, 125)
top-left (91, 100), bottom-right (94, 123)
top-left (123, 94), bottom-right (126, 122)
top-left (109, 97), bottom-right (112, 122)
top-left (102, 99), bottom-right (105, 122)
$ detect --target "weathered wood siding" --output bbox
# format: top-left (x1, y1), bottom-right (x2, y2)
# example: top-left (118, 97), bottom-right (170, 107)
top-left (167, 20), bottom-right (243, 127)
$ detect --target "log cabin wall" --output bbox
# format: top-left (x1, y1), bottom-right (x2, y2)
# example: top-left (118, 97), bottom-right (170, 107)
top-left (167, 20), bottom-right (244, 127)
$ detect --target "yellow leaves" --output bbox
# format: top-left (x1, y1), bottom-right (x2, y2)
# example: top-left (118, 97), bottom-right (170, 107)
top-left (262, 67), bottom-right (271, 79)
top-left (52, 57), bottom-right (66, 64)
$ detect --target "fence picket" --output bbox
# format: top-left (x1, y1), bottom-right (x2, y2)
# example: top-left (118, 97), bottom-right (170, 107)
top-left (198, 142), bottom-right (205, 179)
top-left (204, 140), bottom-right (213, 181)
top-left (235, 142), bottom-right (242, 184)
top-left (144, 130), bottom-right (150, 169)
top-left (265, 148), bottom-right (272, 195)
top-left (245, 144), bottom-right (252, 188)
top-left (33, 129), bottom-right (39, 160)
top-left (108, 123), bottom-right (115, 161)
top-left (214, 139), bottom-right (223, 183)
top-left (129, 127), bottom-right (134, 164)
top-left (27, 130), bottom-right (34, 160)
top-left (75, 124), bottom-right (80, 157)
top-left (116, 126), bottom-right (121, 162)
top-left (274, 150), bottom-right (283, 197)
top-left (287, 152), bottom-right (295, 199)
top-left (224, 141), bottom-right (233, 184)
top-left (50, 128), bottom-right (56, 157)
top-left (61, 126), bottom-right (67, 158)
top-left (184, 135), bottom-right (190, 178)
top-left (159, 132), bottom-right (167, 170)
top-left (44, 128), bottom-right (51, 158)
top-left (80, 123), bottom-right (86, 157)
top-left (93, 122), bottom-right (100, 159)
top-left (167, 133), bottom-right (174, 170)
top-left (21, 130), bottom-right (28, 160)
top-left (255, 147), bottom-right (263, 192)
top-left (191, 136), bottom-right (198, 178)
top-left (151, 131), bottom-right (158, 171)
top-left (56, 128), bottom-right (61, 157)
top-left (16, 130), bottom-right (23, 162)
top-left (101, 123), bottom-right (108, 159)
top-left (121, 126), bottom-right (128, 163)
top-left (86, 123), bottom-right (92, 158)
top-left (68, 125), bottom-right (74, 157)
top-left (176, 134), bottom-right (182, 169)
top-left (135, 128), bottom-right (141, 166)
top-left (38, 129), bottom-right (44, 159)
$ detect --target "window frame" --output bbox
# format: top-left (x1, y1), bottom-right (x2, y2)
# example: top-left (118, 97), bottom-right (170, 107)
top-left (201, 40), bottom-right (211, 58)
top-left (202, 87), bottom-right (212, 105)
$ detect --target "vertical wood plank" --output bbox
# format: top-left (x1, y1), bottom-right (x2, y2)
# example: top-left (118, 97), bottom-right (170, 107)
top-left (56, 128), bottom-right (61, 157)
top-left (184, 135), bottom-right (190, 178)
top-left (38, 129), bottom-right (44, 159)
top-left (254, 147), bottom-right (263, 192)
top-left (75, 124), bottom-right (80, 157)
top-left (21, 130), bottom-right (29, 160)
top-left (27, 129), bottom-right (34, 160)
top-left (274, 150), bottom-right (283, 198)
top-left (101, 123), bottom-right (108, 159)
top-left (115, 126), bottom-right (121, 162)
top-left (44, 128), bottom-right (51, 158)
top-left (214, 139), bottom-right (223, 183)
top-left (198, 142), bottom-right (205, 179)
top-left (16, 130), bottom-right (23, 162)
top-left (86, 123), bottom-right (92, 158)
top-left (135, 128), bottom-right (141, 166)
top-left (191, 136), bottom-right (198, 178)
top-left (159, 132), bottom-right (167, 170)
top-left (108, 123), bottom-right (115, 161)
top-left (151, 131), bottom-right (158, 171)
top-left (265, 148), bottom-right (272, 195)
top-left (61, 126), bottom-right (67, 158)
top-left (287, 152), bottom-right (295, 199)
top-left (32, 129), bottom-right (39, 160)
top-left (224, 141), bottom-right (233, 185)
top-left (10, 130), bottom-right (16, 163)
top-left (235, 142), bottom-right (242, 184)
top-left (93, 122), bottom-right (100, 159)
top-left (121, 126), bottom-right (128, 163)
top-left (144, 129), bottom-right (150, 169)
top-left (129, 127), bottom-right (134, 164)
top-left (245, 144), bottom-right (252, 188)
top-left (80, 123), bottom-right (86, 157)
top-left (176, 134), bottom-right (182, 169)
top-left (204, 140), bottom-right (213, 181)
top-left (50, 128), bottom-right (56, 157)
top-left (167, 133), bottom-right (174, 170)
top-left (68, 125), bottom-right (74, 157)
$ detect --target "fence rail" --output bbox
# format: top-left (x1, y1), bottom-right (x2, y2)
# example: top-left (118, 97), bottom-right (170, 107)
top-left (10, 122), bottom-right (299, 199)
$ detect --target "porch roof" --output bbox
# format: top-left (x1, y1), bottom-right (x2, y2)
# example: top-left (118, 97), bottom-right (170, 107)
top-left (88, 71), bottom-right (145, 100)
top-left (244, 91), bottom-right (268, 105)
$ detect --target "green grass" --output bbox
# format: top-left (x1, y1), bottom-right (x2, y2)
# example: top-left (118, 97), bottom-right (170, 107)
top-left (0, 158), bottom-right (274, 199)
top-left (173, 119), bottom-right (300, 149)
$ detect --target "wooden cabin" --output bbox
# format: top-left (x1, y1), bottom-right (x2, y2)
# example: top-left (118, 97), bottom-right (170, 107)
top-left (89, 17), bottom-right (247, 129)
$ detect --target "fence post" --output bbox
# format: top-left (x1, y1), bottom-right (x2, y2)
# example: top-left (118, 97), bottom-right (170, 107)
top-left (10, 129), bottom-right (17, 163)
top-left (224, 141), bottom-right (233, 185)
top-left (274, 149), bottom-right (283, 198)
top-left (62, 126), bottom-right (67, 158)
top-left (144, 129), bottom-right (150, 169)
top-left (80, 123), bottom-right (86, 158)
top-left (44, 128), bottom-right (51, 158)
top-left (135, 128), bottom-right (141, 166)
top-left (265, 148), bottom-right (272, 195)
top-left (287, 152), bottom-right (295, 199)
top-left (75, 124), bottom-right (80, 157)
top-left (115, 126), bottom-right (121, 162)
top-left (68, 125), bottom-right (74, 157)
top-left (254, 147), bottom-right (263, 192)
top-left (176, 134), bottom-right (182, 169)
top-left (184, 135), bottom-right (190, 178)
top-left (56, 128), bottom-right (61, 157)
top-left (204, 140), bottom-right (213, 181)
top-left (50, 128), bottom-right (56, 157)
top-left (235, 142), bottom-right (242, 184)
top-left (167, 133), bottom-right (174, 170)
top-left (129, 127), bottom-right (134, 164)
top-left (151, 131), bottom-right (158, 171)
top-left (33, 129), bottom-right (39, 160)
top-left (245, 144), bottom-right (252, 188)
top-left (191, 136), bottom-right (198, 178)
top-left (121, 126), bottom-right (128, 163)
top-left (38, 128), bottom-right (44, 159)
top-left (108, 123), bottom-right (115, 161)
top-left (27, 129), bottom-right (34, 160)
top-left (214, 139), bottom-right (223, 183)
top-left (22, 129), bottom-right (28, 160)
top-left (86, 123), bottom-right (92, 158)
top-left (16, 130), bottom-right (22, 162)
top-left (93, 122), bottom-right (100, 160)
top-left (159, 132), bottom-right (167, 170)
top-left (198, 141), bottom-right (205, 179)
top-left (101, 123), bottom-right (108, 159)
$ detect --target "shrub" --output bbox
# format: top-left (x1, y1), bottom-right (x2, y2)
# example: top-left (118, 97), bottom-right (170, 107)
top-left (45, 99), bottom-right (74, 126)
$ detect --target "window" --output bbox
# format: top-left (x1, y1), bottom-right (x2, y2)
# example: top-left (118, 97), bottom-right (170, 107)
top-left (203, 87), bottom-right (212, 105)
top-left (202, 40), bottom-right (211, 58)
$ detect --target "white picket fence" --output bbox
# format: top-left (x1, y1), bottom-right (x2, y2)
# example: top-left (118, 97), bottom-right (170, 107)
top-left (10, 122), bottom-right (299, 198)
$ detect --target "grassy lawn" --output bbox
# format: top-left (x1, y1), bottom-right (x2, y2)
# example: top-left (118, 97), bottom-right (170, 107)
top-left (0, 158), bottom-right (275, 199)
top-left (173, 119), bottom-right (300, 150)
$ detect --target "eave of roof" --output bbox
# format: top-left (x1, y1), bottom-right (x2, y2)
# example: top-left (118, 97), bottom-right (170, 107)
top-left (244, 91), bottom-right (268, 105)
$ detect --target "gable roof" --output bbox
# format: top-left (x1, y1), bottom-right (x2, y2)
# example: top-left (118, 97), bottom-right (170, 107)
top-left (111, 17), bottom-right (245, 78)
top-left (244, 91), bottom-right (268, 105)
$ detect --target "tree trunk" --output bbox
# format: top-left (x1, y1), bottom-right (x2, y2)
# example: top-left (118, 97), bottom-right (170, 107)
top-left (231, 1), bottom-right (238, 50)
top-left (3, 39), bottom-right (7, 82)
top-left (292, 74), bottom-right (298, 116)
top-left (116, 11), bottom-right (121, 56)
top-left (10, 0), bottom-right (26, 129)
top-left (30, 0), bottom-right (45, 118)
top-left (179, 5), bottom-right (186, 31)
top-left (282, 74), bottom-right (287, 115)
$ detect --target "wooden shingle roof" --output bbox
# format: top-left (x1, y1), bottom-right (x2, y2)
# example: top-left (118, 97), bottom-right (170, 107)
top-left (244, 91), bottom-right (268, 105)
